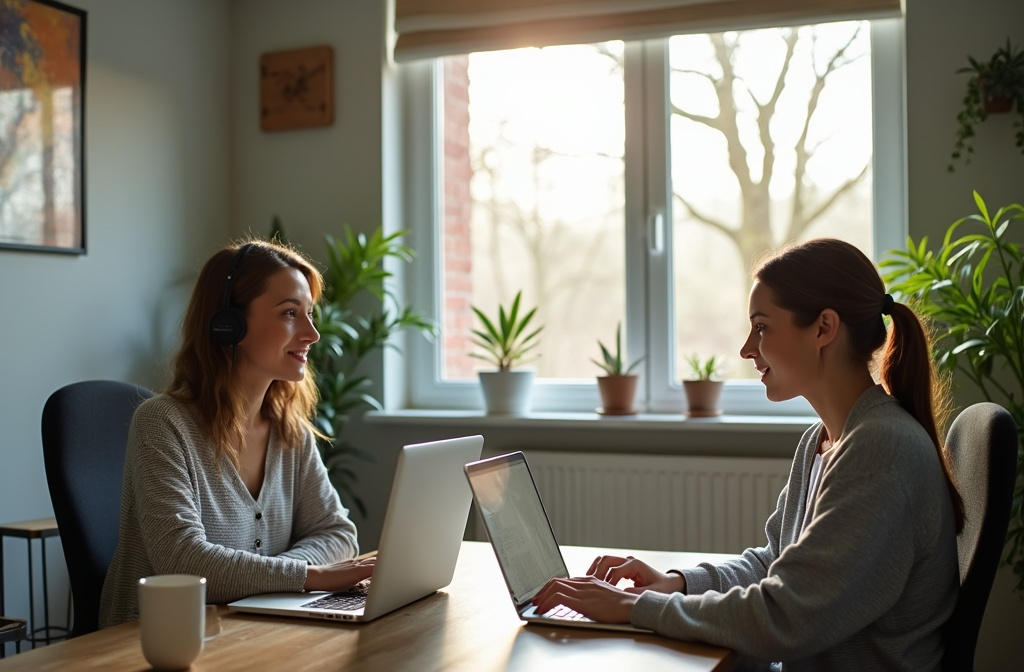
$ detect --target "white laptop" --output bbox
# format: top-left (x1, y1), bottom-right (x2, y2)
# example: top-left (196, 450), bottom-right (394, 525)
top-left (228, 435), bottom-right (484, 623)
top-left (464, 451), bottom-right (652, 633)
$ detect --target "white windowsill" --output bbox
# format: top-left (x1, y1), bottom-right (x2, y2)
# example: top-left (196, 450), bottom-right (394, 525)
top-left (365, 409), bottom-right (816, 433)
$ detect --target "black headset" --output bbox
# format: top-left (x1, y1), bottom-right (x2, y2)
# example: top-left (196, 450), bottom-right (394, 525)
top-left (209, 243), bottom-right (254, 346)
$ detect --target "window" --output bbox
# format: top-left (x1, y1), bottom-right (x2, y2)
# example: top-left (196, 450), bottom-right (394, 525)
top-left (404, 19), bottom-right (904, 414)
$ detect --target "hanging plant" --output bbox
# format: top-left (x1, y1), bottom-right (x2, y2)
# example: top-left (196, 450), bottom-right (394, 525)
top-left (948, 39), bottom-right (1024, 172)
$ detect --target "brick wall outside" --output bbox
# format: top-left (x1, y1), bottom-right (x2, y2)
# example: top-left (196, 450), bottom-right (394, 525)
top-left (442, 55), bottom-right (476, 379)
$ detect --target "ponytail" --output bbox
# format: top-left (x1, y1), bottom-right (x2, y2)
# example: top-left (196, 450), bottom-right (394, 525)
top-left (880, 303), bottom-right (965, 533)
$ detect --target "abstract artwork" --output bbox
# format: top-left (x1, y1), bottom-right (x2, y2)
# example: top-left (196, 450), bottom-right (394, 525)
top-left (0, 0), bottom-right (86, 254)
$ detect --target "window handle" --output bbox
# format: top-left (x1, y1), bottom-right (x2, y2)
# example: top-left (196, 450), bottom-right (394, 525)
top-left (648, 211), bottom-right (664, 255)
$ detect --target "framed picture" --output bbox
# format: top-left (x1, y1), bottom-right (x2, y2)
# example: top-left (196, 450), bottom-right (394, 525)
top-left (0, 0), bottom-right (87, 254)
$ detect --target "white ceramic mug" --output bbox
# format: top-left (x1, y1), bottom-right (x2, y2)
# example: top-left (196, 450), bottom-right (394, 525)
top-left (137, 574), bottom-right (211, 671)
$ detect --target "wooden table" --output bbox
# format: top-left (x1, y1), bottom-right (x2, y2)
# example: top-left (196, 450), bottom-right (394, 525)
top-left (0, 541), bottom-right (737, 671)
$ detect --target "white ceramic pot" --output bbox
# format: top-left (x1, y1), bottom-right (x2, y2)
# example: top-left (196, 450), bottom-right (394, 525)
top-left (478, 369), bottom-right (535, 415)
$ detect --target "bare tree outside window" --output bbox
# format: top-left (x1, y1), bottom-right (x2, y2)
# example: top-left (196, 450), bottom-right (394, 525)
top-left (671, 23), bottom-right (872, 380)
top-left (440, 21), bottom-right (873, 383)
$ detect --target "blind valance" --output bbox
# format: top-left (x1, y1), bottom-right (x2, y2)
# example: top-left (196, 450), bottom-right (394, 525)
top-left (393, 0), bottom-right (901, 61)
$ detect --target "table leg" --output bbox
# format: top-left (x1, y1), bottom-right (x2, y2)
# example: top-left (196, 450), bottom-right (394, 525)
top-left (0, 538), bottom-right (4, 659)
top-left (25, 541), bottom-right (34, 650)
top-left (0, 537), bottom-right (5, 615)
top-left (41, 539), bottom-right (50, 646)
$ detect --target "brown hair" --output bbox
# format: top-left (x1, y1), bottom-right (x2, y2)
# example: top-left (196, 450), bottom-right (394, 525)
top-left (167, 239), bottom-right (325, 469)
top-left (754, 238), bottom-right (964, 532)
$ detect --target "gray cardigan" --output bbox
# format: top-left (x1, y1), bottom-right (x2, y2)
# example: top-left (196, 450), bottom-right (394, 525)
top-left (632, 385), bottom-right (958, 671)
top-left (99, 394), bottom-right (359, 627)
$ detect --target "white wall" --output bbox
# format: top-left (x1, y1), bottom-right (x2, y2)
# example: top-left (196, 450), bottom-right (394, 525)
top-left (905, 0), bottom-right (1024, 227)
top-left (229, 0), bottom-right (387, 260)
top-left (0, 0), bottom-right (230, 642)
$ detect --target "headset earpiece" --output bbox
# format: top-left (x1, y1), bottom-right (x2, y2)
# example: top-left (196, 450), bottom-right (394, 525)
top-left (209, 244), bottom-right (254, 346)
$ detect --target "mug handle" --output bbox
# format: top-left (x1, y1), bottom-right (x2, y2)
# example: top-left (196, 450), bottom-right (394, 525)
top-left (204, 605), bottom-right (222, 642)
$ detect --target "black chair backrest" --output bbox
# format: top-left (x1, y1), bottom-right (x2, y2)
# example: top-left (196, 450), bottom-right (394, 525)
top-left (942, 402), bottom-right (1017, 671)
top-left (41, 380), bottom-right (154, 637)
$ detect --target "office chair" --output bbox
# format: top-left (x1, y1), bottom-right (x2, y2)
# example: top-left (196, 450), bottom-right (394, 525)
top-left (941, 402), bottom-right (1017, 672)
top-left (41, 380), bottom-right (154, 638)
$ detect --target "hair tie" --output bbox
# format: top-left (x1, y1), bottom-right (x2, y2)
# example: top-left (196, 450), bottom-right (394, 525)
top-left (881, 293), bottom-right (895, 316)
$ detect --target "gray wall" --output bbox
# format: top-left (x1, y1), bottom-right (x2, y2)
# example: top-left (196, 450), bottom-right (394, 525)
top-left (0, 0), bottom-right (1020, 667)
top-left (905, 4), bottom-right (1024, 667)
top-left (0, 0), bottom-right (230, 642)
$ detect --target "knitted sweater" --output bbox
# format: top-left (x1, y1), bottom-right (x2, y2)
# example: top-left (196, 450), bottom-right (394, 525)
top-left (98, 394), bottom-right (359, 627)
top-left (632, 385), bottom-right (958, 671)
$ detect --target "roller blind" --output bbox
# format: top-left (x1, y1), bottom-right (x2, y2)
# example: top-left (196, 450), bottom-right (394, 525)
top-left (393, 0), bottom-right (902, 61)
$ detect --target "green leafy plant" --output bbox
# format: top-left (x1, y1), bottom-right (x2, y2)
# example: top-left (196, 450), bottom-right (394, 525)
top-left (879, 191), bottom-right (1024, 593)
top-left (592, 322), bottom-right (643, 375)
top-left (684, 354), bottom-right (725, 381)
top-left (949, 39), bottom-right (1024, 171)
top-left (278, 223), bottom-right (435, 516)
top-left (470, 291), bottom-right (543, 371)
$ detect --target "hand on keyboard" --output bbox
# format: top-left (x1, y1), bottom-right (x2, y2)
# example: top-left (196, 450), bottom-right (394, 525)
top-left (531, 575), bottom-right (641, 625)
top-left (587, 555), bottom-right (685, 595)
top-left (304, 556), bottom-right (376, 592)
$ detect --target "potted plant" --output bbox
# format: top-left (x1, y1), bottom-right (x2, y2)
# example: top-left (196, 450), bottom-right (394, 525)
top-left (470, 291), bottom-right (543, 415)
top-left (682, 354), bottom-right (726, 418)
top-left (880, 190), bottom-right (1024, 594)
top-left (279, 223), bottom-right (435, 515)
top-left (948, 39), bottom-right (1024, 172)
top-left (591, 322), bottom-right (643, 415)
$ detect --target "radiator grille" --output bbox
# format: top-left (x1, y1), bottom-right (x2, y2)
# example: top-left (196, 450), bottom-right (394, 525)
top-left (523, 451), bottom-right (792, 554)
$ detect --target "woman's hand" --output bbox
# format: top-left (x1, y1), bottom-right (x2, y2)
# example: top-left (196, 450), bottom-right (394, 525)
top-left (587, 555), bottom-right (686, 594)
top-left (304, 556), bottom-right (376, 592)
top-left (531, 576), bottom-right (640, 624)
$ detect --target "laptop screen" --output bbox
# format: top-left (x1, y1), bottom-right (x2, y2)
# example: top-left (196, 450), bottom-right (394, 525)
top-left (466, 453), bottom-right (568, 603)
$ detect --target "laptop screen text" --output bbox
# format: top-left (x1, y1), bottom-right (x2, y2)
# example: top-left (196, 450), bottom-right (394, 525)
top-left (470, 457), bottom-right (567, 602)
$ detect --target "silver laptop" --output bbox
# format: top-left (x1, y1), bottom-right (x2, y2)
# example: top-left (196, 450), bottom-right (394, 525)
top-left (464, 451), bottom-right (651, 633)
top-left (228, 435), bottom-right (484, 622)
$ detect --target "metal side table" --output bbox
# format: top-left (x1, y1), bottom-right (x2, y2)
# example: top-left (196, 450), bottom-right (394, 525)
top-left (0, 518), bottom-right (68, 648)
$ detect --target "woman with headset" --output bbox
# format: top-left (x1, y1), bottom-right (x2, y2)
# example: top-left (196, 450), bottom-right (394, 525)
top-left (531, 239), bottom-right (962, 671)
top-left (99, 240), bottom-right (372, 627)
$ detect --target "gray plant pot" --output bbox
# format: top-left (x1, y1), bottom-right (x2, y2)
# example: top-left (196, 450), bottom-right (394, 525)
top-left (478, 370), bottom-right (535, 415)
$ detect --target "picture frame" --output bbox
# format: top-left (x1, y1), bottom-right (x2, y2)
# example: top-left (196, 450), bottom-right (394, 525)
top-left (0, 0), bottom-right (87, 255)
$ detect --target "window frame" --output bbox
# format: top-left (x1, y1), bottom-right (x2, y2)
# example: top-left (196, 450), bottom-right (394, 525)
top-left (401, 20), bottom-right (905, 416)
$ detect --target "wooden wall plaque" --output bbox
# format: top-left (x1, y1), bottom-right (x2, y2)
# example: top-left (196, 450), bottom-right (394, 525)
top-left (260, 46), bottom-right (334, 132)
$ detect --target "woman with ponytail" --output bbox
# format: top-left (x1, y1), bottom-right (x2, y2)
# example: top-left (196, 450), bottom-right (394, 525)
top-left (533, 239), bottom-right (962, 671)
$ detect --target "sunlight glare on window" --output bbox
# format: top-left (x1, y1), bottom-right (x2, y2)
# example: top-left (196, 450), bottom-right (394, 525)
top-left (441, 43), bottom-right (626, 381)
top-left (669, 22), bottom-right (873, 382)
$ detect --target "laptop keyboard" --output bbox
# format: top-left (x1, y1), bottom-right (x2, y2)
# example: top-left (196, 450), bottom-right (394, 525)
top-left (301, 581), bottom-right (371, 611)
top-left (540, 604), bottom-right (591, 622)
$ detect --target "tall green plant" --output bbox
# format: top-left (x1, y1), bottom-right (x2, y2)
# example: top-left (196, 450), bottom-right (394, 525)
top-left (276, 224), bottom-right (434, 515)
top-left (880, 191), bottom-right (1024, 593)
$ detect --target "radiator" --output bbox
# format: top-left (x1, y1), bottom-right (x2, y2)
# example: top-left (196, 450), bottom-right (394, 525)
top-left (519, 451), bottom-right (792, 554)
